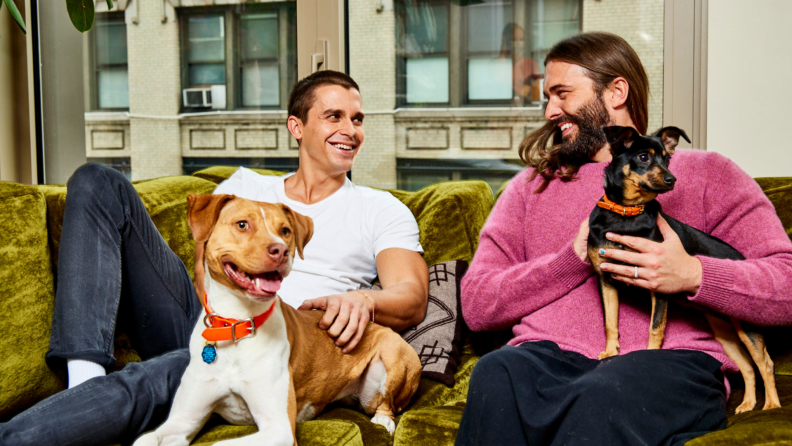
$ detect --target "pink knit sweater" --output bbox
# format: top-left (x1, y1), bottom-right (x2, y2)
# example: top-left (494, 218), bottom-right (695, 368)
top-left (461, 150), bottom-right (792, 374)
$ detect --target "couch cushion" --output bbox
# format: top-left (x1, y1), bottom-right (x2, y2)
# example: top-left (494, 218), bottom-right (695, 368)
top-left (754, 178), bottom-right (792, 377)
top-left (755, 177), bottom-right (792, 243)
top-left (687, 375), bottom-right (792, 445)
top-left (316, 408), bottom-right (393, 446)
top-left (0, 183), bottom-right (64, 418)
top-left (192, 417), bottom-right (364, 446)
top-left (190, 167), bottom-right (495, 267)
top-left (392, 404), bottom-right (465, 446)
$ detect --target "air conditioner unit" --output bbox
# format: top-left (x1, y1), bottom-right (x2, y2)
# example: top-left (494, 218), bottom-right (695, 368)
top-left (182, 85), bottom-right (226, 109)
top-left (183, 87), bottom-right (211, 108)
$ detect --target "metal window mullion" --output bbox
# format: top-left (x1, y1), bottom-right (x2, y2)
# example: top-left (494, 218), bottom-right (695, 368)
top-left (448, 2), bottom-right (461, 108)
top-left (92, 13), bottom-right (130, 111)
top-left (180, 13), bottom-right (190, 100)
top-left (278, 6), bottom-right (288, 110)
top-left (226, 9), bottom-right (236, 110)
top-left (87, 22), bottom-right (98, 111)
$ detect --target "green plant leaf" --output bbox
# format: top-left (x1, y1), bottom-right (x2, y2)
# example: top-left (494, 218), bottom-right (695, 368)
top-left (3, 0), bottom-right (27, 35)
top-left (66, 0), bottom-right (94, 33)
top-left (106, 0), bottom-right (113, 9)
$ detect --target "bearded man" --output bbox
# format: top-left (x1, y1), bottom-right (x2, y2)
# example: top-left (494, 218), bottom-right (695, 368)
top-left (457, 32), bottom-right (792, 446)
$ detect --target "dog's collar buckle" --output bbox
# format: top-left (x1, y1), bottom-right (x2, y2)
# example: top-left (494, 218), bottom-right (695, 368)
top-left (231, 318), bottom-right (256, 342)
top-left (203, 312), bottom-right (218, 329)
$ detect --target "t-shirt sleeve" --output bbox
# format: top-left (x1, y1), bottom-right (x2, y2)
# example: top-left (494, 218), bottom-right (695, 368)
top-left (372, 194), bottom-right (423, 256)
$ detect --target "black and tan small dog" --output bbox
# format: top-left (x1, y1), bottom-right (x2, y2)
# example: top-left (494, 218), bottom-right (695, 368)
top-left (587, 125), bottom-right (781, 413)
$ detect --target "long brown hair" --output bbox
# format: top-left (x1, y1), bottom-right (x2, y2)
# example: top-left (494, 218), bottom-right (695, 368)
top-left (521, 32), bottom-right (649, 192)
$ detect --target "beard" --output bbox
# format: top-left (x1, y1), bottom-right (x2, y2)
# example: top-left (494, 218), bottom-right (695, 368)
top-left (552, 95), bottom-right (612, 166)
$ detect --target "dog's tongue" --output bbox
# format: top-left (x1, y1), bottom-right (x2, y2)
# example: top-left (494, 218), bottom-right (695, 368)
top-left (249, 271), bottom-right (282, 296)
top-left (224, 263), bottom-right (282, 296)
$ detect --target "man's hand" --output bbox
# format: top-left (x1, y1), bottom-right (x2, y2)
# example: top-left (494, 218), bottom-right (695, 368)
top-left (599, 214), bottom-right (702, 294)
top-left (574, 218), bottom-right (590, 262)
top-left (298, 291), bottom-right (373, 354)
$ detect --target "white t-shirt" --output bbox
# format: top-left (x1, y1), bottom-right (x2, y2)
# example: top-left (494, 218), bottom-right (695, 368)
top-left (213, 167), bottom-right (423, 308)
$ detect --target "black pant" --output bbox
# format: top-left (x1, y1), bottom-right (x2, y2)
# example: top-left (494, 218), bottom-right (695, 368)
top-left (1, 164), bottom-right (200, 446)
top-left (456, 341), bottom-right (727, 446)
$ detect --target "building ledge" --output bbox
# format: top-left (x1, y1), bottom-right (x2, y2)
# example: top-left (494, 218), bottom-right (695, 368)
top-left (85, 111), bottom-right (130, 123)
top-left (391, 106), bottom-right (546, 122)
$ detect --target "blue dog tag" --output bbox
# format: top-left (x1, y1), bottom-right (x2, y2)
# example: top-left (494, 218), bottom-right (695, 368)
top-left (202, 343), bottom-right (217, 364)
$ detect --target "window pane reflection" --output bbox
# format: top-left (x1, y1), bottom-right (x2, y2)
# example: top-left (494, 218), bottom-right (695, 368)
top-left (406, 57), bottom-right (449, 103)
top-left (97, 69), bottom-right (129, 109)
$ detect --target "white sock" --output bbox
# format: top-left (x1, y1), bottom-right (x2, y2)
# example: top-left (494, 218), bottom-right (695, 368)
top-left (67, 359), bottom-right (106, 389)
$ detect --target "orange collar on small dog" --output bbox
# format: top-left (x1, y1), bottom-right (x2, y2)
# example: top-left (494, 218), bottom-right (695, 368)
top-left (201, 293), bottom-right (276, 342)
top-left (596, 195), bottom-right (646, 217)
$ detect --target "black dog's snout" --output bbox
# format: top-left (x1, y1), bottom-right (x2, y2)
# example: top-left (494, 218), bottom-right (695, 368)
top-left (663, 174), bottom-right (676, 186)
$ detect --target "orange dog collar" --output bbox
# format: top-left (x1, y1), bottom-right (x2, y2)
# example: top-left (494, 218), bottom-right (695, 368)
top-left (201, 293), bottom-right (276, 342)
top-left (596, 195), bottom-right (645, 217)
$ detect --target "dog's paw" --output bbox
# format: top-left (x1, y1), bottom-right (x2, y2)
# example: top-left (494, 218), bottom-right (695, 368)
top-left (763, 401), bottom-right (782, 411)
top-left (371, 414), bottom-right (396, 434)
top-left (735, 399), bottom-right (757, 414)
top-left (597, 346), bottom-right (619, 360)
top-left (597, 350), bottom-right (616, 360)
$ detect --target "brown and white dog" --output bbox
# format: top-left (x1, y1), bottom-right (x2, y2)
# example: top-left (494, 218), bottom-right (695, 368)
top-left (133, 194), bottom-right (422, 446)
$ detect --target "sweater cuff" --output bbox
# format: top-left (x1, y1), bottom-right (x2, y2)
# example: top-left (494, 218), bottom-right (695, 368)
top-left (548, 242), bottom-right (594, 290)
top-left (688, 256), bottom-right (737, 312)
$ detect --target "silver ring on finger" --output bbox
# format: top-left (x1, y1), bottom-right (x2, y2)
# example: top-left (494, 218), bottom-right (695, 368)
top-left (634, 266), bottom-right (639, 279)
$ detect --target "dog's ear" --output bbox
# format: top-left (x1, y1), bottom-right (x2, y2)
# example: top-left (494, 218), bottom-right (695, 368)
top-left (653, 126), bottom-right (690, 155)
top-left (603, 126), bottom-right (638, 154)
top-left (187, 194), bottom-right (235, 243)
top-left (280, 204), bottom-right (314, 260)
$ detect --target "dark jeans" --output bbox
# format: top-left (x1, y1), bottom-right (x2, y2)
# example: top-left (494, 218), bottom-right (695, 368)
top-left (456, 341), bottom-right (728, 446)
top-left (0, 164), bottom-right (202, 446)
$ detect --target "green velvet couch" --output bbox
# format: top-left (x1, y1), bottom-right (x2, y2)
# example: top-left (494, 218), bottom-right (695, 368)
top-left (1, 167), bottom-right (791, 445)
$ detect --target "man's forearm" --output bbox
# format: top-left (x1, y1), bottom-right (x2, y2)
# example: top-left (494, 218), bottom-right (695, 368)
top-left (364, 281), bottom-right (427, 332)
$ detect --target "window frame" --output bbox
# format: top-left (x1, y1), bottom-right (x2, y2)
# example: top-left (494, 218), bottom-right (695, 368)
top-left (180, 7), bottom-right (235, 112)
top-left (395, 0), bottom-right (451, 107)
top-left (89, 11), bottom-right (130, 112)
top-left (179, 3), bottom-right (296, 113)
top-left (236, 3), bottom-right (297, 110)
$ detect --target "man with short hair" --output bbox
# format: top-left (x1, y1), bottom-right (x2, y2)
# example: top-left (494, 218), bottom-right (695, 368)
top-left (1, 70), bottom-right (428, 446)
top-left (457, 32), bottom-right (792, 446)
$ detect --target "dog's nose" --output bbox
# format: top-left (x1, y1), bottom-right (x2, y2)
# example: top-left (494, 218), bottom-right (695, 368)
top-left (267, 243), bottom-right (288, 262)
top-left (663, 174), bottom-right (676, 186)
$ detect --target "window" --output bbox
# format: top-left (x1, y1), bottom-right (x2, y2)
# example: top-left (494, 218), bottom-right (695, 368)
top-left (398, 2), bottom-right (450, 104)
top-left (186, 15), bottom-right (226, 86)
top-left (92, 12), bottom-right (129, 110)
top-left (180, 4), bottom-right (296, 111)
top-left (240, 13), bottom-right (281, 107)
top-left (395, 0), bottom-right (581, 107)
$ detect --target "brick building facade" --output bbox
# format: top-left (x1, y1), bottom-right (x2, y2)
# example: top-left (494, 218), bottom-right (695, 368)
top-left (84, 0), bottom-right (663, 190)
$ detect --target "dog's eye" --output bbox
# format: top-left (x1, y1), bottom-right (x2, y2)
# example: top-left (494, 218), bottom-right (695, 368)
top-left (639, 153), bottom-right (649, 162)
top-left (281, 227), bottom-right (291, 237)
top-left (236, 221), bottom-right (248, 230)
